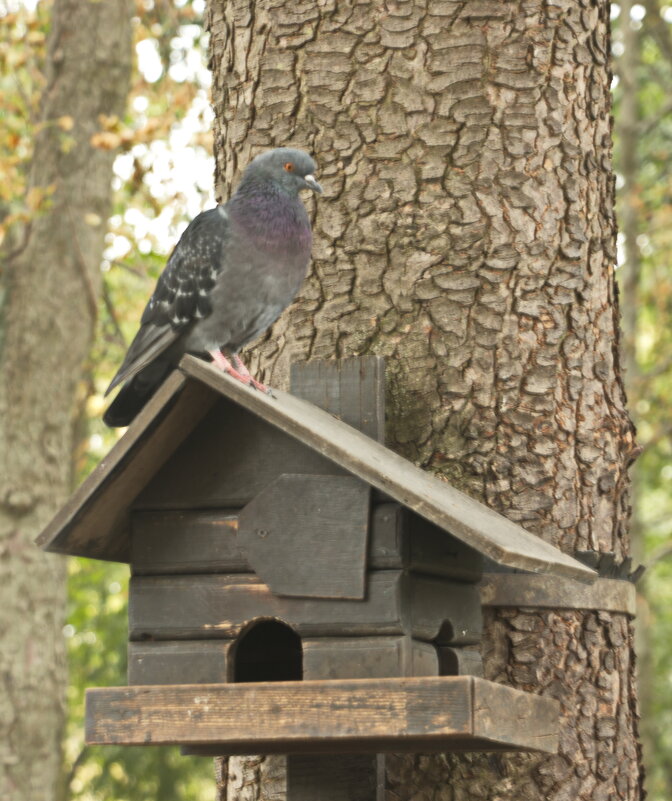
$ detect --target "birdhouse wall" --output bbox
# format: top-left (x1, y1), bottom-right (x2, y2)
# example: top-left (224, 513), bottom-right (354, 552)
top-left (135, 398), bottom-right (344, 509)
top-left (128, 501), bottom-right (485, 686)
top-left (125, 359), bottom-right (485, 688)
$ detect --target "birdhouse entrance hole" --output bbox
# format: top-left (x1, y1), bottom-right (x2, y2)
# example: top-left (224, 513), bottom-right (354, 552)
top-left (232, 619), bottom-right (303, 683)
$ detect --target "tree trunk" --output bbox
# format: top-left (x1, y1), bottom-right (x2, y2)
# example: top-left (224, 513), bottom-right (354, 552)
top-left (207, 0), bottom-right (643, 798)
top-left (0, 2), bottom-right (131, 800)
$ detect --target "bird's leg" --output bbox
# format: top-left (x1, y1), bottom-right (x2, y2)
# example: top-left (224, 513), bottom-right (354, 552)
top-left (231, 354), bottom-right (271, 394)
top-left (208, 349), bottom-right (252, 385)
top-left (208, 349), bottom-right (272, 395)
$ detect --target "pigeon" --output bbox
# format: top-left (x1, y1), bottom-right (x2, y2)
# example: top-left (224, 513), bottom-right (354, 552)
top-left (103, 148), bottom-right (322, 427)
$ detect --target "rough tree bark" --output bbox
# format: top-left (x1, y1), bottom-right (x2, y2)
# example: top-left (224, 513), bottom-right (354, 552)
top-left (0, 3), bottom-right (131, 799)
top-left (206, 0), bottom-right (643, 799)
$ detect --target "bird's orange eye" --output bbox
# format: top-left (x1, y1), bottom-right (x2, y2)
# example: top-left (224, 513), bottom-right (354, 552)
top-left (284, 162), bottom-right (294, 172)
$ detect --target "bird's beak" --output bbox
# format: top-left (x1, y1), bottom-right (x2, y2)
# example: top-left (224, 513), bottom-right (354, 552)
top-left (304, 174), bottom-right (323, 194)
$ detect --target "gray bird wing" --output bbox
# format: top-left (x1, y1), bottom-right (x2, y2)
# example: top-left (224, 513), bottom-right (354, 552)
top-left (105, 207), bottom-right (229, 396)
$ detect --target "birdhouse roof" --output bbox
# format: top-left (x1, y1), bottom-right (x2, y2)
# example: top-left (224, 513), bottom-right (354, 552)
top-left (36, 355), bottom-right (595, 581)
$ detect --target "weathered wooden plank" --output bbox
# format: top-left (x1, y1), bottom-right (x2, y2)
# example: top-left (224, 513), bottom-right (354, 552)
top-left (237, 474), bottom-right (370, 599)
top-left (479, 573), bottom-right (636, 615)
top-left (135, 398), bottom-right (345, 509)
top-left (129, 572), bottom-right (399, 640)
top-left (290, 357), bottom-right (386, 444)
top-left (302, 636), bottom-right (439, 680)
top-left (472, 677), bottom-right (559, 753)
top-left (180, 357), bottom-right (596, 581)
top-left (88, 677), bottom-right (472, 747)
top-left (129, 571), bottom-right (481, 643)
top-left (36, 374), bottom-right (216, 561)
top-left (131, 509), bottom-right (244, 574)
top-left (370, 504), bottom-right (482, 580)
top-left (128, 641), bottom-right (232, 685)
top-left (287, 754), bottom-right (378, 801)
top-left (85, 676), bottom-right (559, 754)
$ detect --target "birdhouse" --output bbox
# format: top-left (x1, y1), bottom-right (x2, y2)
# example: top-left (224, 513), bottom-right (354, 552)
top-left (38, 355), bottom-right (596, 791)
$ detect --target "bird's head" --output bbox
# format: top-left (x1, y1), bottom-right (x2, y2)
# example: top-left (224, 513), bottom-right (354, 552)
top-left (242, 148), bottom-right (323, 196)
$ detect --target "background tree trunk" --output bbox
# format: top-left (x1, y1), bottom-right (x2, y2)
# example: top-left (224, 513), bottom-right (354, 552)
top-left (207, 0), bottom-right (643, 798)
top-left (0, 2), bottom-right (131, 799)
top-left (615, 0), bottom-right (654, 784)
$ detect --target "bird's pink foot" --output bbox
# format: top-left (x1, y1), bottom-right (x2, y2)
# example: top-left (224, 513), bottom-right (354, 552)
top-left (208, 350), bottom-right (272, 395)
top-left (208, 350), bottom-right (251, 385)
top-left (232, 355), bottom-right (271, 394)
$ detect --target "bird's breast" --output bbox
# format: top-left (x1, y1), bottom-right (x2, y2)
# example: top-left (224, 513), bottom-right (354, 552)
top-left (229, 196), bottom-right (312, 259)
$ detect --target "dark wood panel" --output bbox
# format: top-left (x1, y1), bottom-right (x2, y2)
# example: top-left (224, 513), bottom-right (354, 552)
top-left (370, 504), bottom-right (483, 580)
top-left (302, 636), bottom-right (439, 680)
top-left (402, 574), bottom-right (482, 644)
top-left (135, 398), bottom-right (345, 509)
top-left (131, 509), bottom-right (244, 575)
top-left (438, 646), bottom-right (484, 677)
top-left (126, 637), bottom-right (467, 687)
top-left (287, 754), bottom-right (378, 801)
top-left (303, 638), bottom-right (483, 680)
top-left (128, 641), bottom-right (232, 685)
top-left (129, 571), bottom-right (481, 643)
top-left (290, 357), bottom-right (386, 445)
top-left (86, 676), bottom-right (559, 754)
top-left (238, 474), bottom-right (370, 599)
top-left (129, 572), bottom-right (404, 640)
top-left (128, 635), bottom-right (476, 684)
top-left (130, 503), bottom-right (482, 581)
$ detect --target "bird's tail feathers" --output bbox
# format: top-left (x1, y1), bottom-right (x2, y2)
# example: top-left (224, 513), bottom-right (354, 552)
top-left (103, 358), bottom-right (173, 427)
top-left (105, 324), bottom-right (178, 396)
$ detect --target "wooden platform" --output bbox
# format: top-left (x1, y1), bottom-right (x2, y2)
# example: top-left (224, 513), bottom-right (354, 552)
top-left (86, 676), bottom-right (559, 755)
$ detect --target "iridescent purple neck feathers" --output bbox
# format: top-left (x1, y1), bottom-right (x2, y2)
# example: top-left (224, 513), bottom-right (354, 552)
top-left (228, 179), bottom-right (312, 256)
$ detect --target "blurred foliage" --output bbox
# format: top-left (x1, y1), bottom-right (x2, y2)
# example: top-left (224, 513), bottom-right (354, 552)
top-left (612, 2), bottom-right (672, 799)
top-left (0, 0), bottom-right (50, 244)
top-left (3, 0), bottom-right (215, 798)
top-left (70, 0), bottom-right (217, 796)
